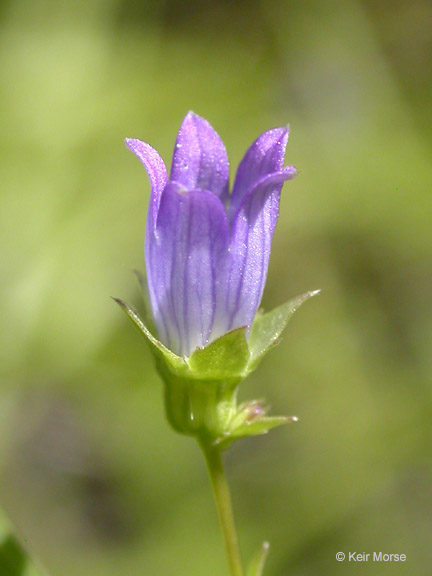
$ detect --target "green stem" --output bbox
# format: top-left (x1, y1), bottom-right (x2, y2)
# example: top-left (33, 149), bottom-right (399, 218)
top-left (200, 441), bottom-right (244, 576)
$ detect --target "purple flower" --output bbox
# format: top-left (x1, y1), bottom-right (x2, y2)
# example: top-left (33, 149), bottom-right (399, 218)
top-left (125, 112), bottom-right (296, 357)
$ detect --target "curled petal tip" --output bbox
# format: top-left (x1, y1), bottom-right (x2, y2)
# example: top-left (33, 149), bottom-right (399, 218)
top-left (285, 165), bottom-right (297, 176)
top-left (124, 137), bottom-right (141, 150)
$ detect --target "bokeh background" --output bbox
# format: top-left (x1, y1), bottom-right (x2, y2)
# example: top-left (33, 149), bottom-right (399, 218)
top-left (1, 0), bottom-right (431, 574)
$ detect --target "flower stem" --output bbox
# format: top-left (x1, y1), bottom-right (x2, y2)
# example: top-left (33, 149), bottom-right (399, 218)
top-left (200, 441), bottom-right (244, 576)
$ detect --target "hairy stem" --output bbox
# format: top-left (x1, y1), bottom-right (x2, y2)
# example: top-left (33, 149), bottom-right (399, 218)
top-left (200, 441), bottom-right (244, 576)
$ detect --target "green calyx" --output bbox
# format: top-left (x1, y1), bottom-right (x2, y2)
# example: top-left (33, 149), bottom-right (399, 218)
top-left (114, 287), bottom-right (320, 447)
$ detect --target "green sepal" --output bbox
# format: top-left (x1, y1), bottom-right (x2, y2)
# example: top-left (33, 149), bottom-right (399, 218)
top-left (114, 299), bottom-right (250, 439)
top-left (228, 416), bottom-right (294, 439)
top-left (113, 298), bottom-right (186, 374)
top-left (114, 298), bottom-right (251, 381)
top-left (247, 290), bottom-right (320, 371)
top-left (188, 327), bottom-right (250, 380)
top-left (247, 541), bottom-right (270, 576)
top-left (114, 289), bottom-right (318, 445)
top-left (216, 399), bottom-right (298, 449)
top-left (217, 417), bottom-right (294, 451)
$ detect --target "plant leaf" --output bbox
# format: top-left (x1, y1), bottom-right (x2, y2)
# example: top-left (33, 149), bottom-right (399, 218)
top-left (247, 541), bottom-right (270, 576)
top-left (0, 508), bottom-right (49, 576)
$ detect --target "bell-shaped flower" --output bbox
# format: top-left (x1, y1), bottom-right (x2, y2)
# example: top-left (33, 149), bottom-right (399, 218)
top-left (125, 112), bottom-right (297, 357)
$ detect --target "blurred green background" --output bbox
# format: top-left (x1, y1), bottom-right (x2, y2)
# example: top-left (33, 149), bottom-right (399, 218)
top-left (1, 0), bottom-right (431, 574)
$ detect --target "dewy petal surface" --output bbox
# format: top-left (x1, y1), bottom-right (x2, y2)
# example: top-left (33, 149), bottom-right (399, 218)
top-left (225, 169), bottom-right (296, 332)
top-left (229, 126), bottom-right (290, 222)
top-left (125, 138), bottom-right (168, 229)
top-left (170, 112), bottom-right (229, 204)
top-left (146, 182), bottom-right (230, 357)
top-left (126, 115), bottom-right (298, 357)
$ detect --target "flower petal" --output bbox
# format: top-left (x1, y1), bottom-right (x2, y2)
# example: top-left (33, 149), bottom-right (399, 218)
top-left (145, 182), bottom-right (230, 357)
top-left (125, 138), bottom-right (168, 229)
top-left (170, 112), bottom-right (229, 204)
top-left (229, 126), bottom-right (290, 221)
top-left (225, 169), bottom-right (296, 332)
